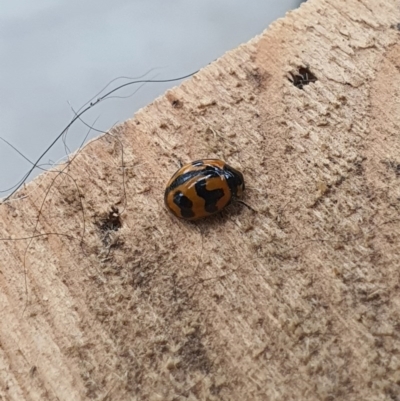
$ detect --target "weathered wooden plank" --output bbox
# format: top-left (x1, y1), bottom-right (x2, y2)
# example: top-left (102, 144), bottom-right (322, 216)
top-left (1, 0), bottom-right (400, 399)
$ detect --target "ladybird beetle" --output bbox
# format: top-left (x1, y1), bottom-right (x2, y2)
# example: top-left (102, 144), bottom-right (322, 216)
top-left (164, 159), bottom-right (245, 220)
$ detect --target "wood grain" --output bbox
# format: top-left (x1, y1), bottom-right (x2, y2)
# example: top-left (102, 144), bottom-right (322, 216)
top-left (1, 0), bottom-right (400, 399)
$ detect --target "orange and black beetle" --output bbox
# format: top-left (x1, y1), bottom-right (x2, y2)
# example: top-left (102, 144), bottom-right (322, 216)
top-left (164, 159), bottom-right (245, 220)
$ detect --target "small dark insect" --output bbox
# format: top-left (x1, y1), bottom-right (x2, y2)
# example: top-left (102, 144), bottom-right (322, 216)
top-left (164, 159), bottom-right (245, 221)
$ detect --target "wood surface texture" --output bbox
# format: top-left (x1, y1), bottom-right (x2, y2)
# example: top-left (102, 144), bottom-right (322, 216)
top-left (1, 0), bottom-right (400, 399)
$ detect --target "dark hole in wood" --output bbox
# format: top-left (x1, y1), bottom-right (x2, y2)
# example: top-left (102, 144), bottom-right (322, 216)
top-left (289, 67), bottom-right (317, 89)
top-left (99, 206), bottom-right (122, 232)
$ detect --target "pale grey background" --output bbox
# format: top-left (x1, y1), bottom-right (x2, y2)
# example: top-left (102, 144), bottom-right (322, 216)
top-left (0, 0), bottom-right (303, 196)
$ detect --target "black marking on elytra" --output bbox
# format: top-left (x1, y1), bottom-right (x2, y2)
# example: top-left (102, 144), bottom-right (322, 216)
top-left (191, 160), bottom-right (204, 166)
top-left (224, 165), bottom-right (245, 197)
top-left (173, 191), bottom-right (195, 218)
top-left (168, 170), bottom-right (205, 192)
top-left (167, 165), bottom-right (221, 192)
top-left (195, 178), bottom-right (225, 213)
